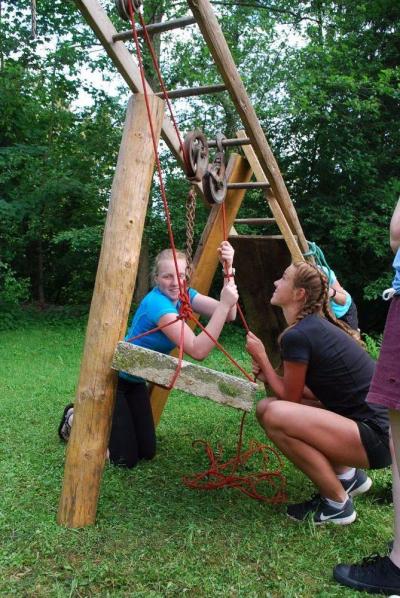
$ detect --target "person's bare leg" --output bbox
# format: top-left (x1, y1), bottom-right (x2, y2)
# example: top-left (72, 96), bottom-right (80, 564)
top-left (259, 400), bottom-right (369, 501)
top-left (390, 410), bottom-right (400, 568)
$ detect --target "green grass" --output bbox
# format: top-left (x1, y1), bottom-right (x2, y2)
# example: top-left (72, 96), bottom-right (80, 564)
top-left (0, 316), bottom-right (393, 597)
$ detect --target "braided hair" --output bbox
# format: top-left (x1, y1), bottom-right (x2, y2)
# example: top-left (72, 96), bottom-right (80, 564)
top-left (283, 261), bottom-right (363, 347)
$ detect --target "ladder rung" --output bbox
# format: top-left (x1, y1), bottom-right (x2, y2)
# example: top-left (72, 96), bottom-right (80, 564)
top-left (227, 182), bottom-right (270, 190)
top-left (234, 218), bottom-right (276, 225)
top-left (113, 16), bottom-right (196, 42)
top-left (229, 234), bottom-right (298, 241)
top-left (155, 84), bottom-right (226, 99)
top-left (208, 137), bottom-right (251, 148)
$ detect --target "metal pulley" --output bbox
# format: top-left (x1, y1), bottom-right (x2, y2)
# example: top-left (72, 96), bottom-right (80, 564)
top-left (183, 130), bottom-right (209, 182)
top-left (115, 0), bottom-right (142, 21)
top-left (202, 133), bottom-right (228, 205)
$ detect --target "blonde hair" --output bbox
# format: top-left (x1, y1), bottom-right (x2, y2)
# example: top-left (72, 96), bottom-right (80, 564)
top-left (151, 249), bottom-right (187, 286)
top-left (281, 261), bottom-right (363, 346)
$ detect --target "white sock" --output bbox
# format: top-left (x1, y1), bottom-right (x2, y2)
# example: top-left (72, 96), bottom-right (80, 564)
top-left (337, 468), bottom-right (356, 481)
top-left (324, 496), bottom-right (348, 509)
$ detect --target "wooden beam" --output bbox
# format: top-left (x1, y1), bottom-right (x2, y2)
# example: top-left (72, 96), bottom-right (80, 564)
top-left (156, 83), bottom-right (226, 99)
top-left (237, 131), bottom-right (304, 263)
top-left (186, 0), bottom-right (309, 253)
top-left (113, 343), bottom-right (257, 412)
top-left (227, 182), bottom-right (270, 190)
top-left (112, 15), bottom-right (197, 42)
top-left (235, 218), bottom-right (276, 225)
top-left (150, 153), bottom-right (253, 425)
top-left (57, 94), bottom-right (165, 528)
top-left (75, 0), bottom-right (200, 195)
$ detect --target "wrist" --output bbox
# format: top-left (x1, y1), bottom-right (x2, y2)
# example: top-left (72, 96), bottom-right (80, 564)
top-left (223, 267), bottom-right (235, 279)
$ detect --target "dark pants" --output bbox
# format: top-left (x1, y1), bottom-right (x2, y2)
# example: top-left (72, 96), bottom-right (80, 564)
top-left (339, 300), bottom-right (359, 331)
top-left (108, 378), bottom-right (156, 469)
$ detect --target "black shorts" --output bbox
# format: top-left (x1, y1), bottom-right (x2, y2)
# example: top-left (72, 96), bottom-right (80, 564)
top-left (339, 300), bottom-right (359, 331)
top-left (357, 420), bottom-right (391, 469)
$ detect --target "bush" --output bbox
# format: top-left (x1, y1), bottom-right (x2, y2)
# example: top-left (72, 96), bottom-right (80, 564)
top-left (363, 333), bottom-right (382, 360)
top-left (0, 262), bottom-right (30, 330)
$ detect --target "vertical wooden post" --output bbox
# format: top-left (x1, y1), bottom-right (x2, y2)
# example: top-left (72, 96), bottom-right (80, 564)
top-left (57, 93), bottom-right (164, 528)
top-left (150, 153), bottom-right (253, 425)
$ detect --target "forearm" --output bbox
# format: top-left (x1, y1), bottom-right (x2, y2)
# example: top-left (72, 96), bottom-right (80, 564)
top-left (390, 198), bottom-right (400, 252)
top-left (329, 287), bottom-right (348, 306)
top-left (258, 358), bottom-right (285, 399)
top-left (190, 304), bottom-right (231, 360)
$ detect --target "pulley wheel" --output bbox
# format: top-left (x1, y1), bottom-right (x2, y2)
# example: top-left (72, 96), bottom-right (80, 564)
top-left (115, 0), bottom-right (142, 21)
top-left (202, 169), bottom-right (227, 205)
top-left (183, 130), bottom-right (209, 182)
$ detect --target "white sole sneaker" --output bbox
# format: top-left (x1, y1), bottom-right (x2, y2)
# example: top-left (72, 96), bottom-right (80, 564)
top-left (348, 476), bottom-right (372, 498)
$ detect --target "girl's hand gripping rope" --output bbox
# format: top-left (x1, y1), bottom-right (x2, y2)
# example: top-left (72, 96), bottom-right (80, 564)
top-left (218, 240), bottom-right (235, 271)
top-left (220, 281), bottom-right (238, 309)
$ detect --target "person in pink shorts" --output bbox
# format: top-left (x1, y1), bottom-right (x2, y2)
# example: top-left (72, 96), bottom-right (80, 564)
top-left (334, 197), bottom-right (400, 595)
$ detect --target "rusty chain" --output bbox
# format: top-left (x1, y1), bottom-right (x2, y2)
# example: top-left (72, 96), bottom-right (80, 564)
top-left (185, 186), bottom-right (196, 281)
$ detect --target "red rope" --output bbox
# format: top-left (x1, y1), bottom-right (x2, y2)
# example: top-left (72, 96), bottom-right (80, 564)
top-left (219, 203), bottom-right (250, 333)
top-left (127, 3), bottom-right (185, 298)
top-left (137, 11), bottom-right (188, 166)
top-left (126, 4), bottom-right (286, 502)
top-left (183, 412), bottom-right (287, 503)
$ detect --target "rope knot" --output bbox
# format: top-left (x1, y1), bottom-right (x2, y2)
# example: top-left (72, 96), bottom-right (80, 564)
top-left (178, 290), bottom-right (193, 321)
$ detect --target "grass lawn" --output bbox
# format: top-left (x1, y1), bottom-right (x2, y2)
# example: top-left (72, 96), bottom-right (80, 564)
top-left (0, 314), bottom-right (393, 597)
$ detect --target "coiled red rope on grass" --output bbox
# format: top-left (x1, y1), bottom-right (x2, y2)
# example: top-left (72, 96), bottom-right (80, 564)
top-left (183, 413), bottom-right (287, 503)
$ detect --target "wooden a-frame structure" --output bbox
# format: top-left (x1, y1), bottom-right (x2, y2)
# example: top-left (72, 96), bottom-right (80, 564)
top-left (58, 0), bottom-right (310, 528)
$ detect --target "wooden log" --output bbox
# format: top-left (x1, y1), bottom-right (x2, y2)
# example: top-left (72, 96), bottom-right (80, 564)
top-left (150, 153), bottom-right (253, 425)
top-left (113, 343), bottom-right (257, 412)
top-left (57, 94), bottom-right (165, 528)
top-left (186, 0), bottom-right (309, 253)
top-left (237, 130), bottom-right (305, 263)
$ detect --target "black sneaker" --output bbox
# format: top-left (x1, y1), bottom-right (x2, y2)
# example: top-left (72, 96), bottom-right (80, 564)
top-left (333, 554), bottom-right (400, 595)
top-left (340, 469), bottom-right (372, 497)
top-left (287, 494), bottom-right (356, 525)
top-left (58, 403), bottom-right (74, 441)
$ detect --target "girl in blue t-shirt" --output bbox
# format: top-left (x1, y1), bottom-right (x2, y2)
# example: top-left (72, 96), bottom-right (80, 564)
top-left (59, 241), bottom-right (238, 469)
top-left (246, 261), bottom-right (390, 526)
top-left (320, 265), bottom-right (359, 330)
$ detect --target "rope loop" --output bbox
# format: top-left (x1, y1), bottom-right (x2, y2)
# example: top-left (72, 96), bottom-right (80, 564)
top-left (303, 240), bottom-right (333, 282)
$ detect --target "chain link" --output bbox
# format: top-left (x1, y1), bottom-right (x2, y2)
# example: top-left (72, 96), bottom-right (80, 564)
top-left (185, 186), bottom-right (196, 281)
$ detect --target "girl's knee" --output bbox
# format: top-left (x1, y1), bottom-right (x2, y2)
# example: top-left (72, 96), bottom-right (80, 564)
top-left (260, 400), bottom-right (289, 433)
top-left (256, 398), bottom-right (270, 421)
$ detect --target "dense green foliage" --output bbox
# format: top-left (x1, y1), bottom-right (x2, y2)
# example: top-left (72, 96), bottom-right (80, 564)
top-left (0, 1), bottom-right (399, 330)
top-left (0, 318), bottom-right (392, 596)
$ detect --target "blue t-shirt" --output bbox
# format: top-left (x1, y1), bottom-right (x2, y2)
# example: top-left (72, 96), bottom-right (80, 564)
top-left (120, 286), bottom-right (198, 382)
top-left (393, 248), bottom-right (400, 294)
top-left (321, 266), bottom-right (352, 318)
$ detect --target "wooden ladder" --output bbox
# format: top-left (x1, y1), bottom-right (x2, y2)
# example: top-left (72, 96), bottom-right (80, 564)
top-left (75, 0), bottom-right (308, 258)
